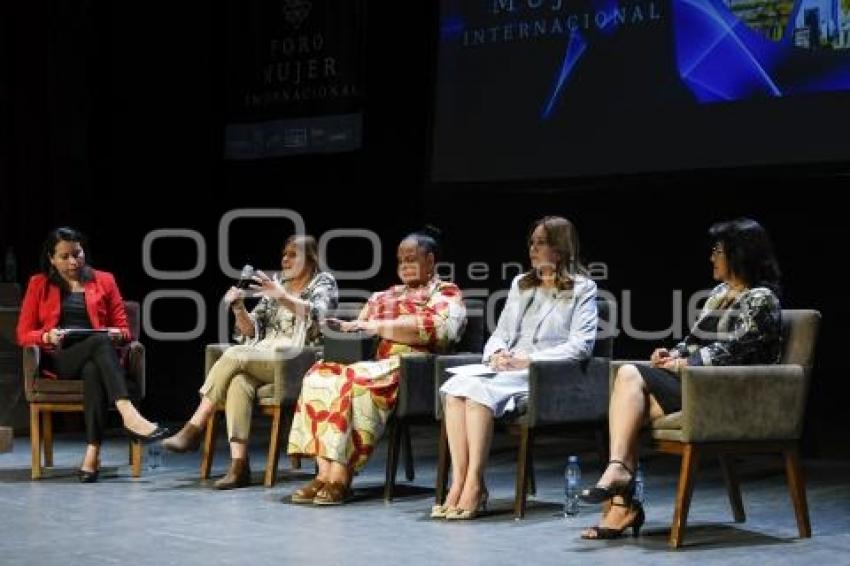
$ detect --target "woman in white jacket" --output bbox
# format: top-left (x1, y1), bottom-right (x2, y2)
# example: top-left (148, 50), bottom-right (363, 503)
top-left (435, 216), bottom-right (598, 520)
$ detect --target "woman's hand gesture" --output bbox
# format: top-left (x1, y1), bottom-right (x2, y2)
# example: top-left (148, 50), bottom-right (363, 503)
top-left (248, 270), bottom-right (285, 300)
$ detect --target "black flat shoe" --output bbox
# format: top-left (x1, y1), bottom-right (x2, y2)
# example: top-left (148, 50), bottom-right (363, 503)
top-left (124, 424), bottom-right (169, 444)
top-left (580, 460), bottom-right (636, 504)
top-left (77, 468), bottom-right (99, 483)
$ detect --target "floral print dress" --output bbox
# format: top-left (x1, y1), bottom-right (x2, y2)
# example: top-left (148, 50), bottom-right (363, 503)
top-left (287, 278), bottom-right (466, 471)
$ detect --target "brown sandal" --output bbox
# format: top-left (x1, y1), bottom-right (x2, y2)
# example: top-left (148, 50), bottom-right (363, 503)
top-left (312, 481), bottom-right (352, 505)
top-left (291, 478), bottom-right (326, 504)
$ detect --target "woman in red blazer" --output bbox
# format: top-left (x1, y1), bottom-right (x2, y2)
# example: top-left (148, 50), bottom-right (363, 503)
top-left (16, 227), bottom-right (168, 482)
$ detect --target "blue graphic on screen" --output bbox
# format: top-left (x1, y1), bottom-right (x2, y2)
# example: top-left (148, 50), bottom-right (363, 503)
top-left (674, 0), bottom-right (850, 101)
top-left (535, 0), bottom-right (850, 110)
top-left (541, 0), bottom-right (644, 118)
top-left (543, 30), bottom-right (589, 118)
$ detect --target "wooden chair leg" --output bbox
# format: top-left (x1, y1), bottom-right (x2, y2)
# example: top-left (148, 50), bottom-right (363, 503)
top-left (264, 407), bottom-right (283, 487)
top-left (670, 443), bottom-right (700, 549)
top-left (718, 454), bottom-right (745, 522)
top-left (199, 412), bottom-right (218, 480)
top-left (403, 421), bottom-right (415, 481)
top-left (42, 410), bottom-right (53, 468)
top-left (282, 410), bottom-right (301, 469)
top-left (130, 440), bottom-right (142, 477)
top-left (783, 444), bottom-right (812, 538)
top-left (435, 420), bottom-right (450, 504)
top-left (30, 405), bottom-right (42, 480)
top-left (514, 424), bottom-right (532, 519)
top-left (384, 418), bottom-right (401, 501)
top-left (527, 444), bottom-right (536, 496)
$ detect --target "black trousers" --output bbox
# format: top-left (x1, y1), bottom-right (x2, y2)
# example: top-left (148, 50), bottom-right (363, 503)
top-left (48, 334), bottom-right (130, 444)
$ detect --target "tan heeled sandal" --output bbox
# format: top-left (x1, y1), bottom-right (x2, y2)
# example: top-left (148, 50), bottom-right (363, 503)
top-left (430, 504), bottom-right (457, 519)
top-left (445, 488), bottom-right (489, 521)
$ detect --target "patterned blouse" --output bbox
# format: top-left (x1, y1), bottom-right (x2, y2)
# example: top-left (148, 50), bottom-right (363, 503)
top-left (238, 271), bottom-right (338, 349)
top-left (673, 283), bottom-right (781, 366)
top-left (359, 277), bottom-right (467, 358)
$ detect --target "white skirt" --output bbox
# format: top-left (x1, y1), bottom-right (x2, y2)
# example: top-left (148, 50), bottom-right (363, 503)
top-left (439, 369), bottom-right (529, 418)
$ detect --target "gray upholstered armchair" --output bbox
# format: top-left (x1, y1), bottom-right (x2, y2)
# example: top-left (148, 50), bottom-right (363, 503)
top-left (614, 309), bottom-right (821, 548)
top-left (434, 297), bottom-right (613, 518)
top-left (199, 344), bottom-right (320, 487)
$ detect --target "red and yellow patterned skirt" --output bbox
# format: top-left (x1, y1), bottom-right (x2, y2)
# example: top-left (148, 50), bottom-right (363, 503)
top-left (287, 355), bottom-right (402, 472)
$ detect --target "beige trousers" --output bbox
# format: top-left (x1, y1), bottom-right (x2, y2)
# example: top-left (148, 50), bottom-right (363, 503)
top-left (198, 345), bottom-right (277, 442)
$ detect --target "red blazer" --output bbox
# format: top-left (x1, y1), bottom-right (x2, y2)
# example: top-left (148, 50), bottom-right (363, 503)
top-left (16, 270), bottom-right (132, 348)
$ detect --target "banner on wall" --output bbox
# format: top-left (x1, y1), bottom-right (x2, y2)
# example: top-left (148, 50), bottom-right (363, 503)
top-left (224, 0), bottom-right (365, 159)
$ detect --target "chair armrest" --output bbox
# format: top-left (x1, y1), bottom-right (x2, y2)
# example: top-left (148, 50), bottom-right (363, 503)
top-left (127, 341), bottom-right (145, 399)
top-left (434, 353), bottom-right (483, 420)
top-left (397, 353), bottom-right (435, 418)
top-left (204, 343), bottom-right (230, 375)
top-left (22, 346), bottom-right (39, 401)
top-left (275, 346), bottom-right (321, 405)
top-left (679, 364), bottom-right (808, 442)
top-left (528, 357), bottom-right (610, 427)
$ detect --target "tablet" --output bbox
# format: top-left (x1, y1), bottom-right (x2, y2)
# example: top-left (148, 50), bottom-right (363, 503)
top-left (62, 328), bottom-right (109, 336)
top-left (60, 328), bottom-right (110, 347)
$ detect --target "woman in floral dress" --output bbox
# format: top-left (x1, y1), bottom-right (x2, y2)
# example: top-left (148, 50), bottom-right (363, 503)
top-left (287, 231), bottom-right (467, 505)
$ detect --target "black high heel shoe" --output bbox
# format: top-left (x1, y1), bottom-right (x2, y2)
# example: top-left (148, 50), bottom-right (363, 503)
top-left (580, 460), bottom-right (635, 504)
top-left (123, 423), bottom-right (169, 444)
top-left (77, 467), bottom-right (99, 483)
top-left (581, 500), bottom-right (645, 540)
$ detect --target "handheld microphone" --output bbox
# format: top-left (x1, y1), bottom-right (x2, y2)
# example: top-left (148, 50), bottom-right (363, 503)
top-left (236, 264), bottom-right (255, 289)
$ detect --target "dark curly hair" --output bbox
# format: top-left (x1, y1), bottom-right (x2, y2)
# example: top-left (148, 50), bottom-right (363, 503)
top-left (709, 218), bottom-right (781, 295)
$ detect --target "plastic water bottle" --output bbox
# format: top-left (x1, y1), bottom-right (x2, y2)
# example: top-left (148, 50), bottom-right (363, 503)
top-left (146, 442), bottom-right (163, 471)
top-left (564, 455), bottom-right (581, 517)
top-left (634, 461), bottom-right (645, 505)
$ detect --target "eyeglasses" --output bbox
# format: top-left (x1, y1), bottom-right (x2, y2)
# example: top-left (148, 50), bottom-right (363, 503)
top-left (711, 245), bottom-right (725, 257)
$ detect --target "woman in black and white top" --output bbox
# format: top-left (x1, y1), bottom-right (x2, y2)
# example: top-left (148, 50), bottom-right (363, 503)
top-left (581, 218), bottom-right (782, 540)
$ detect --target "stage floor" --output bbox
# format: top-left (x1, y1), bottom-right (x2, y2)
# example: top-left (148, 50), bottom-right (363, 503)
top-left (1, 424), bottom-right (849, 565)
